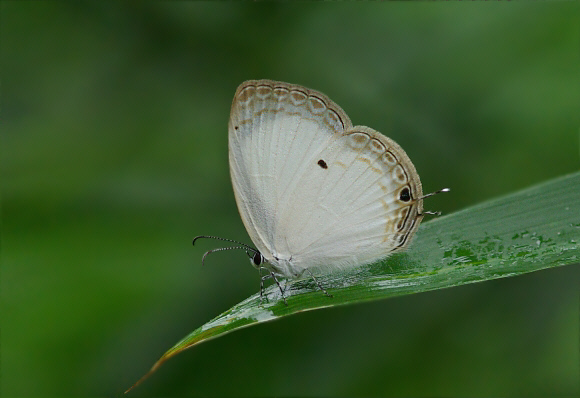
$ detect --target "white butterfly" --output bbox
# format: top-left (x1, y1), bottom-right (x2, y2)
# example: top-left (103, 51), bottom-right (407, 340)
top-left (195, 80), bottom-right (447, 303)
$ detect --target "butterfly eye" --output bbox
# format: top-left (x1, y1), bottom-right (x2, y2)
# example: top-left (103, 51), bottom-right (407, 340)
top-left (252, 251), bottom-right (263, 266)
top-left (399, 187), bottom-right (411, 202)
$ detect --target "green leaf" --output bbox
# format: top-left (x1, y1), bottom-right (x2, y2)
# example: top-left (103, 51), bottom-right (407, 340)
top-left (127, 171), bottom-right (580, 393)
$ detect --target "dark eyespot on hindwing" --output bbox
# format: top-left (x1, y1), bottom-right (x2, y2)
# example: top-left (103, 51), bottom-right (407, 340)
top-left (400, 187), bottom-right (411, 202)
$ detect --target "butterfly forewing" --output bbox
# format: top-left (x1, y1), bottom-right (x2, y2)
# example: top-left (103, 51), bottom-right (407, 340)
top-left (229, 80), bottom-right (423, 276)
top-left (229, 80), bottom-right (352, 260)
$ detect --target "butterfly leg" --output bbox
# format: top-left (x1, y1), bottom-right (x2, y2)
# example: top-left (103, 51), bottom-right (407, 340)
top-left (259, 267), bottom-right (271, 304)
top-left (270, 272), bottom-right (288, 306)
top-left (258, 268), bottom-right (288, 305)
top-left (304, 268), bottom-right (333, 298)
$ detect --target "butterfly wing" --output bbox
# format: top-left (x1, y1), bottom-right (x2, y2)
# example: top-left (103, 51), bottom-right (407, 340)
top-left (276, 126), bottom-right (424, 271)
top-left (229, 80), bottom-right (423, 276)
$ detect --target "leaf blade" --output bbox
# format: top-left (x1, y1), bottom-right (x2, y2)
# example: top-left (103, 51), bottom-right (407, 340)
top-left (128, 171), bottom-right (580, 392)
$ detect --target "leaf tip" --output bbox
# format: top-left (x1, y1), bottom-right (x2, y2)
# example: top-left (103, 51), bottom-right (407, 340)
top-left (124, 355), bottom-right (167, 394)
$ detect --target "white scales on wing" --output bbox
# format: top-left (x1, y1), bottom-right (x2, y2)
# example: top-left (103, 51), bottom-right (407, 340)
top-left (196, 80), bottom-right (448, 303)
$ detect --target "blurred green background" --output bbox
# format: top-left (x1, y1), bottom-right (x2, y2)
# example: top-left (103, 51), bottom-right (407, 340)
top-left (2, 2), bottom-right (579, 396)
